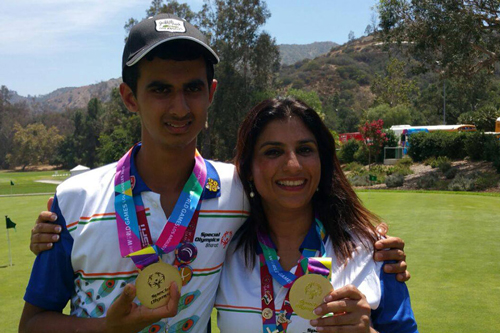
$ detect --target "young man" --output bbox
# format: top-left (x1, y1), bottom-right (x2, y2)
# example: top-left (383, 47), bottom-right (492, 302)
top-left (23, 13), bottom-right (410, 333)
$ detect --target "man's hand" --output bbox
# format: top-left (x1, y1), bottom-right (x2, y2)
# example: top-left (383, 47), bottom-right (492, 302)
top-left (373, 223), bottom-right (411, 282)
top-left (30, 197), bottom-right (61, 255)
top-left (105, 282), bottom-right (180, 333)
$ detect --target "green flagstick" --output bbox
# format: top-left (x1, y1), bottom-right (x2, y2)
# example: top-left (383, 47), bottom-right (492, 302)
top-left (5, 216), bottom-right (15, 266)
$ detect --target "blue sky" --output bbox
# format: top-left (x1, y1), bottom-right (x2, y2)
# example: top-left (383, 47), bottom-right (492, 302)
top-left (0, 0), bottom-right (377, 97)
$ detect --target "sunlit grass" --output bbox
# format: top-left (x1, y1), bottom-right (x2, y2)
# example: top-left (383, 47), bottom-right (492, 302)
top-left (1, 191), bottom-right (499, 332)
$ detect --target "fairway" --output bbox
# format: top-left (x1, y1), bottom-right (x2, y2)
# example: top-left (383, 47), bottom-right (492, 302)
top-left (1, 192), bottom-right (499, 332)
top-left (0, 170), bottom-right (68, 195)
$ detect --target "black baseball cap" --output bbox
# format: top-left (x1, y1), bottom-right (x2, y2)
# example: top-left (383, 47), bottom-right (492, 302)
top-left (122, 13), bottom-right (219, 69)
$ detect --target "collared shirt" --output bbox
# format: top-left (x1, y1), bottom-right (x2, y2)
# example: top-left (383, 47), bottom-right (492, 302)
top-left (24, 145), bottom-right (250, 333)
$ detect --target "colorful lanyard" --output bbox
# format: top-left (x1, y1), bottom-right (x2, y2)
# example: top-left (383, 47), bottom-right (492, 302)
top-left (258, 219), bottom-right (328, 333)
top-left (114, 144), bottom-right (207, 270)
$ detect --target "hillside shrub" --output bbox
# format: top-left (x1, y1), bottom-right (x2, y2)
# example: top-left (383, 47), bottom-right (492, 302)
top-left (291, 79), bottom-right (305, 89)
top-left (436, 156), bottom-right (452, 173)
top-left (435, 180), bottom-right (449, 191)
top-left (474, 172), bottom-right (500, 190)
top-left (416, 173), bottom-right (439, 189)
top-left (302, 60), bottom-right (321, 71)
top-left (339, 139), bottom-right (361, 164)
top-left (387, 157), bottom-right (413, 175)
top-left (424, 157), bottom-right (436, 166)
top-left (328, 55), bottom-right (356, 66)
top-left (343, 162), bottom-right (363, 173)
top-left (340, 80), bottom-right (358, 90)
top-left (354, 147), bottom-right (370, 165)
top-left (396, 156), bottom-right (413, 168)
top-left (386, 174), bottom-right (405, 188)
top-left (391, 165), bottom-right (413, 176)
top-left (281, 76), bottom-right (293, 86)
top-left (448, 175), bottom-right (475, 191)
top-left (444, 168), bottom-right (458, 179)
top-left (348, 174), bottom-right (371, 186)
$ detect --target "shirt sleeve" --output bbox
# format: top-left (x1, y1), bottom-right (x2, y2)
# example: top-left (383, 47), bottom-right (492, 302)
top-left (23, 195), bottom-right (75, 311)
top-left (371, 262), bottom-right (419, 333)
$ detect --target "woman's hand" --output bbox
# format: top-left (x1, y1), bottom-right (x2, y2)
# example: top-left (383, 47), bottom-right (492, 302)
top-left (310, 285), bottom-right (372, 332)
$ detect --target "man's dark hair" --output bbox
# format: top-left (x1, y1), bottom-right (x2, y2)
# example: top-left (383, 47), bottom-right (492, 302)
top-left (122, 40), bottom-right (215, 96)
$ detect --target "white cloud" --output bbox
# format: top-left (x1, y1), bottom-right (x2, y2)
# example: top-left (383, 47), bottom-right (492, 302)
top-left (0, 0), bottom-right (144, 55)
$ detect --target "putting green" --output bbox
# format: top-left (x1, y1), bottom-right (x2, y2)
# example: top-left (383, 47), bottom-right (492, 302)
top-left (1, 192), bottom-right (499, 332)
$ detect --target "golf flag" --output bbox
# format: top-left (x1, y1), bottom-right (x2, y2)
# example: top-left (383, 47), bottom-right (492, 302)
top-left (5, 216), bottom-right (16, 230)
top-left (10, 180), bottom-right (14, 186)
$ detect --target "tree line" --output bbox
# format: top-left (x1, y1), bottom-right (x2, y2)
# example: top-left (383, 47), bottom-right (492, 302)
top-left (2, 0), bottom-right (500, 171)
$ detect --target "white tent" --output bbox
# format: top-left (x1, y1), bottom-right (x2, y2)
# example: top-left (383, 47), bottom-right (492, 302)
top-left (70, 165), bottom-right (90, 177)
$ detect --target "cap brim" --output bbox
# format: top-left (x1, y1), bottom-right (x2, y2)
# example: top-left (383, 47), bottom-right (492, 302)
top-left (125, 36), bottom-right (219, 67)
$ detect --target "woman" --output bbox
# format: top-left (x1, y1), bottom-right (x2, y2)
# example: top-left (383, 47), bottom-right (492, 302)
top-left (215, 98), bottom-right (418, 332)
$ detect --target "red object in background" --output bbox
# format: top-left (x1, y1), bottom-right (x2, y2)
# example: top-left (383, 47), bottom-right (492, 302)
top-left (338, 132), bottom-right (364, 144)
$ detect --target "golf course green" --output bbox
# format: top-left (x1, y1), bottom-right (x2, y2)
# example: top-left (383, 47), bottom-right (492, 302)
top-left (1, 190), bottom-right (499, 332)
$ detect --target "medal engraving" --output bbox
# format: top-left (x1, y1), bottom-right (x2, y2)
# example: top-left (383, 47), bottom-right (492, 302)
top-left (289, 274), bottom-right (332, 319)
top-left (136, 262), bottom-right (182, 309)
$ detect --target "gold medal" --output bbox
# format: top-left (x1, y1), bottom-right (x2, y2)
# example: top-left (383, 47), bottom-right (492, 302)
top-left (135, 261), bottom-right (182, 309)
top-left (289, 274), bottom-right (332, 320)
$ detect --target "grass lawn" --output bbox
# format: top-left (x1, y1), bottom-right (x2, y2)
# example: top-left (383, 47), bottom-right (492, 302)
top-left (1, 191), bottom-right (499, 332)
top-left (0, 170), bottom-right (69, 195)
top-left (359, 191), bottom-right (500, 333)
top-left (0, 195), bottom-right (55, 330)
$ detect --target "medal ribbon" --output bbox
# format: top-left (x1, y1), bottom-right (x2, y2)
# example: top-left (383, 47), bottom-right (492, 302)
top-left (257, 218), bottom-right (326, 288)
top-left (115, 144), bottom-right (207, 269)
top-left (258, 219), bottom-right (329, 333)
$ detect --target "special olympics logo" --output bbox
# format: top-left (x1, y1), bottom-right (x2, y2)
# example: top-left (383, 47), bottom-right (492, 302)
top-left (305, 282), bottom-right (321, 299)
top-left (220, 231), bottom-right (233, 248)
top-left (148, 272), bottom-right (165, 289)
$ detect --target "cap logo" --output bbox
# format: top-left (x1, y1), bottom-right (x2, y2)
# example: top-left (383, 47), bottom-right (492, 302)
top-left (155, 18), bottom-right (186, 33)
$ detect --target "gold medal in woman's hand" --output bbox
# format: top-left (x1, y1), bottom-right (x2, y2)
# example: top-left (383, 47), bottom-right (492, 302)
top-left (289, 274), bottom-right (332, 319)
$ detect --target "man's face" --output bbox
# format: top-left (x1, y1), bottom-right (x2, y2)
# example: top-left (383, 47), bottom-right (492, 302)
top-left (122, 56), bottom-right (216, 152)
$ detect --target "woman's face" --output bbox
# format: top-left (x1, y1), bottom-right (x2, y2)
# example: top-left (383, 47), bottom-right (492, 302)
top-left (251, 116), bottom-right (321, 214)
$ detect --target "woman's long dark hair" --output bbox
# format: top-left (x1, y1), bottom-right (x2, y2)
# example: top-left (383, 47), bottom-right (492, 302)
top-left (234, 97), bottom-right (380, 266)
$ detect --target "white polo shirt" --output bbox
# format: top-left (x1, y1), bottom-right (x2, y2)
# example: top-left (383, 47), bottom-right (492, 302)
top-left (215, 236), bottom-right (418, 333)
top-left (24, 145), bottom-right (250, 333)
